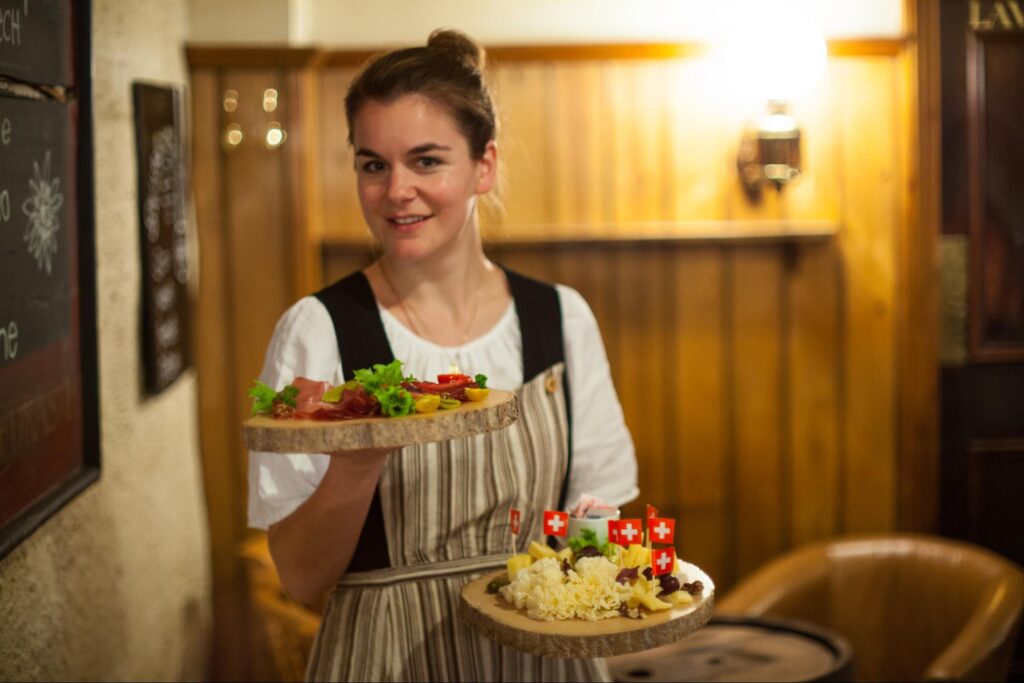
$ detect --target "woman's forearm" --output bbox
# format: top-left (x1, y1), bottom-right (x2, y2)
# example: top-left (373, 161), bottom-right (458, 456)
top-left (267, 449), bottom-right (391, 605)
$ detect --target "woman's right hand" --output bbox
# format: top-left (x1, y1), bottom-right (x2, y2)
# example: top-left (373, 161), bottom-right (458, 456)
top-left (267, 447), bottom-right (394, 605)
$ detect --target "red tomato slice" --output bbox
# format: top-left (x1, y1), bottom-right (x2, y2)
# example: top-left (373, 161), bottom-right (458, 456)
top-left (437, 373), bottom-right (471, 384)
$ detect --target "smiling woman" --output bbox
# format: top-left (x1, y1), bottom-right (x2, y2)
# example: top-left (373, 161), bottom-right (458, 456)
top-left (248, 28), bottom-right (637, 683)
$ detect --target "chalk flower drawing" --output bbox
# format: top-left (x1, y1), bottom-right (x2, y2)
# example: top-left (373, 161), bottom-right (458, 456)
top-left (22, 151), bottom-right (64, 275)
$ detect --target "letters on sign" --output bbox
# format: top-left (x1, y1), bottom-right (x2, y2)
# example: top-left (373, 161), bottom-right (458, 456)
top-left (970, 0), bottom-right (1024, 30)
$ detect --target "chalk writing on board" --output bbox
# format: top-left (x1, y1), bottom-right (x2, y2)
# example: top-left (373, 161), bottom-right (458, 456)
top-left (144, 124), bottom-right (187, 388)
top-left (21, 150), bottom-right (63, 274)
top-left (0, 2), bottom-right (30, 48)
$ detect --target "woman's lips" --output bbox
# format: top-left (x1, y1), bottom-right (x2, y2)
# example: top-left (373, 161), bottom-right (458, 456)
top-left (388, 215), bottom-right (431, 233)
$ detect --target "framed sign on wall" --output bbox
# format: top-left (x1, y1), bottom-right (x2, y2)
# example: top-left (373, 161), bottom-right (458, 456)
top-left (132, 83), bottom-right (191, 395)
top-left (0, 0), bottom-right (98, 559)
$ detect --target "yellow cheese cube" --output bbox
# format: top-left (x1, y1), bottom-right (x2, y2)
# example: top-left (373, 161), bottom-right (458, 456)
top-left (506, 553), bottom-right (534, 580)
top-left (528, 540), bottom-right (558, 561)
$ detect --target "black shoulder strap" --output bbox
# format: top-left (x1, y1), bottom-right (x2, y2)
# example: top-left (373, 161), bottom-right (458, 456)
top-left (314, 271), bottom-right (392, 572)
top-left (501, 268), bottom-right (573, 511)
top-left (314, 271), bottom-right (395, 378)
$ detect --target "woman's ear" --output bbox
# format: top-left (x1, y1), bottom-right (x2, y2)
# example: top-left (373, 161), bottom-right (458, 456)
top-left (475, 140), bottom-right (498, 194)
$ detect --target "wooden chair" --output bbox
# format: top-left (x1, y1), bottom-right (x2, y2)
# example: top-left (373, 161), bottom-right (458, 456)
top-left (239, 533), bottom-right (323, 682)
top-left (716, 533), bottom-right (1024, 681)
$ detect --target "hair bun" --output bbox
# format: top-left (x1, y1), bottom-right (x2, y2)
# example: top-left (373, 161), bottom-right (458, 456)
top-left (427, 29), bottom-right (485, 70)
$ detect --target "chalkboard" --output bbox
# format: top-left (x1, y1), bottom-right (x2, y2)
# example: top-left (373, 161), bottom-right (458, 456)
top-left (132, 83), bottom-right (191, 395)
top-left (0, 0), bottom-right (96, 561)
top-left (0, 0), bottom-right (73, 86)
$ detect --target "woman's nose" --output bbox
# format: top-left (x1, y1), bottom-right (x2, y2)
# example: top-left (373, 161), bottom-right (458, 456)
top-left (386, 167), bottom-right (416, 203)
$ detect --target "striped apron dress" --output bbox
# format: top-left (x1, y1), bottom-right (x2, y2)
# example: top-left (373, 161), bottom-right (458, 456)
top-left (305, 271), bottom-right (610, 682)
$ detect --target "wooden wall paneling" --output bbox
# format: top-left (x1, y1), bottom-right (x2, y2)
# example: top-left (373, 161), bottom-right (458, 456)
top-left (787, 242), bottom-right (842, 545)
top-left (191, 65), bottom-right (280, 683)
top-left (837, 58), bottom-right (900, 532)
top-left (784, 67), bottom-right (840, 221)
top-left (613, 250), bottom-right (657, 507)
top-left (284, 67), bottom-right (323, 296)
top-left (898, 0), bottom-right (940, 533)
top-left (318, 68), bottom-right (363, 242)
top-left (490, 64), bottom-right (550, 235)
top-left (191, 68), bottom-right (237, 586)
top-left (666, 59), bottom-right (726, 222)
top-left (547, 62), bottom-right (608, 231)
top-left (223, 69), bottom-right (298, 541)
top-left (729, 246), bottom-right (785, 584)
top-left (670, 247), bottom-right (728, 587)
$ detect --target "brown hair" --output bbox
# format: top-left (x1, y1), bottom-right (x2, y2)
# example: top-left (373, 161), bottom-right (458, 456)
top-left (344, 29), bottom-right (497, 159)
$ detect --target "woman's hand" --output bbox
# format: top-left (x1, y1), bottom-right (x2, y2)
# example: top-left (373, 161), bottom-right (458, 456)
top-left (267, 447), bottom-right (393, 605)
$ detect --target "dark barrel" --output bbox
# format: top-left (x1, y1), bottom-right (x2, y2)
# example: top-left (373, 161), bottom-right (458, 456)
top-left (607, 615), bottom-right (853, 682)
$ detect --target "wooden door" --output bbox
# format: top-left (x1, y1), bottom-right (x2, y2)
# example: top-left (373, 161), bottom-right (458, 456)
top-left (936, 1), bottom-right (1024, 677)
top-left (189, 51), bottom-right (321, 681)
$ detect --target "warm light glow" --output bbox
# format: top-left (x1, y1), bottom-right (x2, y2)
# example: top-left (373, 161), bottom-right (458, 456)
top-left (222, 89), bottom-right (238, 113)
top-left (264, 122), bottom-right (286, 149)
top-left (223, 123), bottom-right (243, 147)
top-left (723, 1), bottom-right (827, 103)
top-left (262, 88), bottom-right (279, 112)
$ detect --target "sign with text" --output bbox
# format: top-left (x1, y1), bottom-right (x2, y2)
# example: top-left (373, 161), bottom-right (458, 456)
top-left (132, 83), bottom-right (190, 394)
top-left (0, 97), bottom-right (73, 365)
top-left (0, 0), bottom-right (73, 86)
top-left (0, 0), bottom-right (96, 561)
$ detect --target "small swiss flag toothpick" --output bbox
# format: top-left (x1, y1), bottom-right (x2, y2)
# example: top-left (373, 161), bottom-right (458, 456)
top-left (542, 510), bottom-right (569, 537)
top-left (652, 547), bottom-right (676, 577)
top-left (649, 517), bottom-right (676, 545)
top-left (509, 508), bottom-right (521, 536)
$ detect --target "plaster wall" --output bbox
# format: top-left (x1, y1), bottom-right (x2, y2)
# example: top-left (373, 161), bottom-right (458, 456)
top-left (186, 0), bottom-right (904, 46)
top-left (0, 1), bottom-right (212, 680)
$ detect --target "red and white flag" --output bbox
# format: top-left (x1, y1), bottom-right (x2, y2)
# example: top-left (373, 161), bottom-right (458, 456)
top-left (542, 510), bottom-right (569, 537)
top-left (607, 519), bottom-right (620, 544)
top-left (617, 518), bottom-right (643, 545)
top-left (648, 517), bottom-right (676, 545)
top-left (646, 504), bottom-right (659, 522)
top-left (652, 547), bottom-right (676, 576)
top-left (509, 508), bottom-right (521, 535)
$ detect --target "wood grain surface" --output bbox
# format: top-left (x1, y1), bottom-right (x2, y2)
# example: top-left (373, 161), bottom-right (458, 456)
top-left (458, 562), bottom-right (715, 659)
top-left (243, 390), bottom-right (518, 452)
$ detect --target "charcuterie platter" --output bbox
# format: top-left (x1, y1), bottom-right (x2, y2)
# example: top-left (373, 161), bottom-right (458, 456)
top-left (458, 561), bottom-right (714, 658)
top-left (244, 388), bottom-right (518, 452)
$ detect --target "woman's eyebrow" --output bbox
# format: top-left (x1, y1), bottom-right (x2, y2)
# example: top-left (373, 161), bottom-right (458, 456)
top-left (408, 143), bottom-right (452, 155)
top-left (354, 143), bottom-right (452, 158)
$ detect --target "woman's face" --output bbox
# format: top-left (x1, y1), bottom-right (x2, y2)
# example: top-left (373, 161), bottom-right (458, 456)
top-left (352, 94), bottom-right (496, 263)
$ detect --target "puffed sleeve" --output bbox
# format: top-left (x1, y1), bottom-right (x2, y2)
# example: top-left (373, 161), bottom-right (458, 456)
top-left (247, 297), bottom-right (344, 530)
top-left (557, 285), bottom-right (639, 509)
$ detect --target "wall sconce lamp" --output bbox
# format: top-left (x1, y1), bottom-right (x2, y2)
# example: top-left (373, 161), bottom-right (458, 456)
top-left (220, 88), bottom-right (287, 152)
top-left (737, 101), bottom-right (801, 199)
top-left (725, 3), bottom-right (826, 201)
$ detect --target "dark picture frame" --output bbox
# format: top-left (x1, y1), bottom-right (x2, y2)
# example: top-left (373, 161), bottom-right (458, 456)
top-left (132, 82), bottom-right (191, 395)
top-left (0, 0), bottom-right (99, 560)
top-left (966, 29), bottom-right (1024, 361)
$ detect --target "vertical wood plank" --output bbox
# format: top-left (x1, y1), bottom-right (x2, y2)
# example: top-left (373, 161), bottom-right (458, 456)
top-left (787, 243), bottom-right (842, 545)
top-left (317, 68), bottom-right (363, 243)
top-left (671, 247), bottom-right (728, 585)
top-left (191, 67), bottom-right (236, 585)
top-left (837, 58), bottom-right (899, 532)
top-left (491, 64), bottom-right (550, 235)
top-left (729, 247), bottom-right (785, 582)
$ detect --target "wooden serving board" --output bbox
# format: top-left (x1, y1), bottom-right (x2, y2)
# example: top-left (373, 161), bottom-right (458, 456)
top-left (243, 389), bottom-right (518, 453)
top-left (458, 562), bottom-right (715, 659)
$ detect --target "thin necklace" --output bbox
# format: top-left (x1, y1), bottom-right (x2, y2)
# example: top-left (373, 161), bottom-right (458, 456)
top-left (378, 260), bottom-right (483, 367)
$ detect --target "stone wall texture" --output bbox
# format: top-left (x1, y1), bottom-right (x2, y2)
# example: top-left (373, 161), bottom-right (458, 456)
top-left (0, 1), bottom-right (212, 680)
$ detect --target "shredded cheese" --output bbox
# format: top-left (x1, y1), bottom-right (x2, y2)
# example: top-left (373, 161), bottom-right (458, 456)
top-left (500, 557), bottom-right (632, 621)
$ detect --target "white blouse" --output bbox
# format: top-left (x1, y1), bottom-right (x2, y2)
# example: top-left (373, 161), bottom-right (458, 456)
top-left (247, 283), bottom-right (638, 529)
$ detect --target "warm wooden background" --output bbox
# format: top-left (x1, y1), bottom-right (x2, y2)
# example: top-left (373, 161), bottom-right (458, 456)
top-left (189, 35), bottom-right (935, 678)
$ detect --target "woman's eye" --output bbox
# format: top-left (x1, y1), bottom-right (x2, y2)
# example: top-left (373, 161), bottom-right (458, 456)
top-left (360, 160), bottom-right (385, 173)
top-left (416, 156), bottom-right (442, 169)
